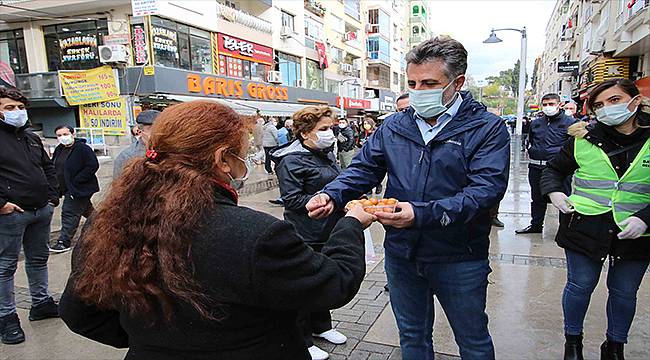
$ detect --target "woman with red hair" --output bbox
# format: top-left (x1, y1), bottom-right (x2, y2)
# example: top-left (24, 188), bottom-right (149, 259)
top-left (59, 101), bottom-right (374, 360)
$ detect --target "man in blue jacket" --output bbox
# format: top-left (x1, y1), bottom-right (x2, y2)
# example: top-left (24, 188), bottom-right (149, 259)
top-left (307, 36), bottom-right (509, 360)
top-left (516, 93), bottom-right (576, 234)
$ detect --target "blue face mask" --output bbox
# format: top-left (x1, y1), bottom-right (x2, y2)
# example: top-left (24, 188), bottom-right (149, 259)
top-left (595, 96), bottom-right (638, 127)
top-left (408, 78), bottom-right (458, 119)
top-left (1, 109), bottom-right (28, 128)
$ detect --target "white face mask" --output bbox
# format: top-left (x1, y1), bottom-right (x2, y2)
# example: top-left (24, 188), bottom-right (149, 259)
top-left (58, 134), bottom-right (74, 146)
top-left (227, 153), bottom-right (252, 190)
top-left (1, 109), bottom-right (28, 128)
top-left (542, 105), bottom-right (560, 117)
top-left (564, 110), bottom-right (574, 117)
top-left (338, 123), bottom-right (348, 129)
top-left (595, 96), bottom-right (639, 127)
top-left (312, 129), bottom-right (336, 149)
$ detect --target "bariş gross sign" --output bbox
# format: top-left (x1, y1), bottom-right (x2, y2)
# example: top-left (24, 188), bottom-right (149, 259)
top-left (187, 74), bottom-right (289, 101)
top-left (216, 33), bottom-right (273, 65)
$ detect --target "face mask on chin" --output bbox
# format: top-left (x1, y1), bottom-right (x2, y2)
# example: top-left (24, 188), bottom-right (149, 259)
top-left (408, 77), bottom-right (459, 119)
top-left (227, 153), bottom-right (252, 190)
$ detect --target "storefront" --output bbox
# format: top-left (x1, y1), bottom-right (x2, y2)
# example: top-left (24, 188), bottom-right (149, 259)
top-left (212, 32), bottom-right (272, 82)
top-left (335, 96), bottom-right (371, 118)
top-left (44, 19), bottom-right (108, 71)
top-left (0, 29), bottom-right (28, 75)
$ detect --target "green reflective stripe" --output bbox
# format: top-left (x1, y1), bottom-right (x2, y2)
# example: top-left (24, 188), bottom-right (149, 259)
top-left (574, 178), bottom-right (617, 190)
top-left (573, 189), bottom-right (611, 206)
top-left (614, 203), bottom-right (649, 214)
top-left (618, 182), bottom-right (650, 194)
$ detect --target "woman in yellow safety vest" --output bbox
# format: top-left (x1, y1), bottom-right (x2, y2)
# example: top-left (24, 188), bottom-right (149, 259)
top-left (541, 78), bottom-right (649, 360)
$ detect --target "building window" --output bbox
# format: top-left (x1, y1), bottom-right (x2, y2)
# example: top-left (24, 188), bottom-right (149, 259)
top-left (343, 0), bottom-right (360, 21)
top-left (331, 47), bottom-right (343, 63)
top-left (281, 11), bottom-right (295, 31)
top-left (412, 5), bottom-right (419, 15)
top-left (304, 18), bottom-right (324, 50)
top-left (0, 29), bottom-right (28, 74)
top-left (331, 14), bottom-right (345, 34)
top-left (44, 19), bottom-right (108, 71)
top-left (369, 9), bottom-right (379, 33)
top-left (412, 26), bottom-right (420, 35)
top-left (306, 59), bottom-right (324, 91)
top-left (151, 16), bottom-right (181, 68)
top-left (393, 71), bottom-right (398, 85)
top-left (367, 37), bottom-right (390, 63)
top-left (278, 52), bottom-right (301, 87)
top-left (367, 65), bottom-right (390, 89)
top-left (190, 28), bottom-right (212, 73)
top-left (148, 16), bottom-right (212, 72)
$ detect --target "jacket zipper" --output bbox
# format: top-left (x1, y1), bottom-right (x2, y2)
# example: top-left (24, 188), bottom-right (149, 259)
top-left (568, 213), bottom-right (576, 228)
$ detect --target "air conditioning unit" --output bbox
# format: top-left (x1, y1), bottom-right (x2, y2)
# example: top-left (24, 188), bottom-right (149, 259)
top-left (344, 31), bottom-right (357, 42)
top-left (267, 70), bottom-right (282, 84)
top-left (365, 23), bottom-right (372, 32)
top-left (99, 45), bottom-right (128, 63)
top-left (341, 63), bottom-right (354, 73)
top-left (352, 58), bottom-right (363, 70)
top-left (280, 26), bottom-right (293, 39)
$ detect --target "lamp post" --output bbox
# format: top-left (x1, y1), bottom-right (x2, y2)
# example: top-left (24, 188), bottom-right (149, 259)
top-left (338, 78), bottom-right (360, 119)
top-left (484, 27), bottom-right (527, 136)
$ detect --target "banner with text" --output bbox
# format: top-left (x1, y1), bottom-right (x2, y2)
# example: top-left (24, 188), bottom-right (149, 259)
top-left (79, 96), bottom-right (128, 136)
top-left (59, 66), bottom-right (120, 105)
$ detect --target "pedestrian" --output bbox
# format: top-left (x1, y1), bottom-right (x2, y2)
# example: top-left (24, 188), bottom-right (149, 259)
top-left (270, 106), bottom-right (348, 360)
top-left (59, 101), bottom-right (374, 360)
top-left (563, 100), bottom-right (580, 120)
top-left (516, 93), bottom-right (576, 235)
top-left (50, 125), bottom-right (99, 253)
top-left (252, 116), bottom-right (264, 157)
top-left (0, 87), bottom-right (60, 345)
top-left (307, 36), bottom-right (510, 360)
top-left (262, 117), bottom-right (279, 174)
top-left (542, 79), bottom-right (649, 360)
top-left (395, 93), bottom-right (410, 112)
top-left (112, 110), bottom-right (160, 179)
top-left (278, 119), bottom-right (293, 146)
top-left (522, 115), bottom-right (531, 152)
top-left (336, 118), bottom-right (356, 169)
top-left (130, 124), bottom-right (142, 143)
top-left (357, 118), bottom-right (384, 195)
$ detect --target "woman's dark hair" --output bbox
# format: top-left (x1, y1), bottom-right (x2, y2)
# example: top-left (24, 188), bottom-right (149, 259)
top-left (73, 101), bottom-right (251, 323)
top-left (292, 105), bottom-right (332, 138)
top-left (54, 125), bottom-right (74, 134)
top-left (587, 78), bottom-right (640, 112)
top-left (0, 87), bottom-right (29, 106)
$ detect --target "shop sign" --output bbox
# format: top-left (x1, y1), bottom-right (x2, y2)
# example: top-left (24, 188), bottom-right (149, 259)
top-left (58, 66), bottom-right (120, 105)
top-left (103, 34), bottom-right (130, 46)
top-left (557, 61), bottom-right (579, 73)
top-left (132, 0), bottom-right (159, 17)
top-left (187, 73), bottom-right (289, 101)
top-left (132, 24), bottom-right (148, 65)
top-left (78, 96), bottom-right (129, 136)
top-left (336, 97), bottom-right (371, 109)
top-left (143, 65), bottom-right (155, 76)
top-left (59, 34), bottom-right (97, 63)
top-left (152, 27), bottom-right (178, 55)
top-left (215, 32), bottom-right (273, 65)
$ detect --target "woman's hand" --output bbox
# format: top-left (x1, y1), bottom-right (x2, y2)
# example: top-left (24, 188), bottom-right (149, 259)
top-left (618, 217), bottom-right (648, 240)
top-left (345, 204), bottom-right (377, 229)
top-left (549, 192), bottom-right (575, 214)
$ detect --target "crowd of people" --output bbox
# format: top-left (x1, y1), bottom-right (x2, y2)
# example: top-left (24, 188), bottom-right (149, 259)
top-left (0, 35), bottom-right (648, 360)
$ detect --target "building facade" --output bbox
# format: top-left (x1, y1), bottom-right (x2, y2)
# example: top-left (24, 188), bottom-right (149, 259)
top-left (538, 0), bottom-right (650, 107)
top-left (407, 0), bottom-right (432, 49)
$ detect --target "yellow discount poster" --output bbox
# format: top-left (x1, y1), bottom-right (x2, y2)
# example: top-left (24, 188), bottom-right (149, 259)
top-left (59, 66), bottom-right (120, 105)
top-left (79, 97), bottom-right (128, 136)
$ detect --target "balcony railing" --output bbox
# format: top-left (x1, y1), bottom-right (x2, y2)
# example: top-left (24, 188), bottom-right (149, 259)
top-left (304, 0), bottom-right (326, 17)
top-left (15, 72), bottom-right (61, 99)
top-left (216, 2), bottom-right (272, 34)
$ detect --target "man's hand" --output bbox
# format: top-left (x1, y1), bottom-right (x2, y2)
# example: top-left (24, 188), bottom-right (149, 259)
top-left (345, 204), bottom-right (377, 229)
top-left (618, 217), bottom-right (648, 240)
top-left (549, 192), bottom-right (575, 214)
top-left (306, 193), bottom-right (335, 219)
top-left (0, 202), bottom-right (24, 215)
top-left (375, 202), bottom-right (415, 229)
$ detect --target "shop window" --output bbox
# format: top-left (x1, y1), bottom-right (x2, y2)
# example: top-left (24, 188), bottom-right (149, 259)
top-left (44, 20), bottom-right (108, 71)
top-left (148, 16), bottom-right (213, 73)
top-left (306, 59), bottom-right (323, 91)
top-left (250, 62), bottom-right (270, 82)
top-left (0, 29), bottom-right (28, 74)
top-left (278, 52), bottom-right (301, 87)
top-left (281, 11), bottom-right (295, 31)
top-left (190, 28), bottom-right (212, 73)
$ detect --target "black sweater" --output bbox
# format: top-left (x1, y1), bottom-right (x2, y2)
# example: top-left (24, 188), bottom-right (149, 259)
top-left (0, 122), bottom-right (59, 209)
top-left (541, 122), bottom-right (650, 261)
top-left (52, 138), bottom-right (99, 198)
top-left (59, 190), bottom-right (365, 360)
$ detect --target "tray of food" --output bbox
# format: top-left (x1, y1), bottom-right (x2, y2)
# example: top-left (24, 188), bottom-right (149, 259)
top-left (345, 198), bottom-right (399, 214)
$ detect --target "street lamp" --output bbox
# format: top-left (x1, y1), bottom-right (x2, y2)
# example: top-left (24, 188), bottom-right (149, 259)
top-left (483, 27), bottom-right (527, 136)
top-left (338, 78), bottom-right (360, 119)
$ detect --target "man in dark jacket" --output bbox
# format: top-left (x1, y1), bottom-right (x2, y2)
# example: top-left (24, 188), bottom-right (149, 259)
top-left (336, 118), bottom-right (356, 169)
top-left (516, 93), bottom-right (576, 234)
top-left (0, 88), bottom-right (60, 345)
top-left (113, 110), bottom-right (160, 179)
top-left (307, 36), bottom-right (510, 360)
top-left (50, 125), bottom-right (99, 253)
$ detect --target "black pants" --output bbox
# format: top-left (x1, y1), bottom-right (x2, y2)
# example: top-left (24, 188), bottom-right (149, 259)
top-left (298, 242), bottom-right (333, 347)
top-left (528, 165), bottom-right (571, 227)
top-left (58, 193), bottom-right (94, 246)
top-left (263, 146), bottom-right (275, 174)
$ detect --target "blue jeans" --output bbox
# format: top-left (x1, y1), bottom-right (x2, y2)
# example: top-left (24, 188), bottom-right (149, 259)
top-left (0, 205), bottom-right (53, 317)
top-left (563, 249), bottom-right (649, 343)
top-left (57, 193), bottom-right (93, 246)
top-left (385, 254), bottom-right (495, 360)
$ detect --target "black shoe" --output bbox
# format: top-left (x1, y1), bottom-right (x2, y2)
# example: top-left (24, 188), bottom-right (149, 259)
top-left (491, 217), bottom-right (505, 228)
top-left (515, 225), bottom-right (543, 234)
top-left (50, 242), bottom-right (71, 254)
top-left (601, 339), bottom-right (625, 360)
top-left (268, 199), bottom-right (283, 205)
top-left (29, 297), bottom-right (59, 321)
top-left (383, 284), bottom-right (389, 292)
top-left (564, 334), bottom-right (584, 360)
top-left (0, 313), bottom-right (25, 344)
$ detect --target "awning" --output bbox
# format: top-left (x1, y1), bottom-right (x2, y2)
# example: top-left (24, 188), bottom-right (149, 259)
top-left (164, 95), bottom-right (258, 115)
top-left (163, 95), bottom-right (314, 117)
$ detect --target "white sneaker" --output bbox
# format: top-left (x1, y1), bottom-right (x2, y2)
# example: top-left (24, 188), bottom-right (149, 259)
top-left (313, 329), bottom-right (347, 345)
top-left (308, 345), bottom-right (329, 360)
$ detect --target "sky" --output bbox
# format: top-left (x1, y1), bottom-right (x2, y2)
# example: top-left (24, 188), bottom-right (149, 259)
top-left (425, 0), bottom-right (556, 85)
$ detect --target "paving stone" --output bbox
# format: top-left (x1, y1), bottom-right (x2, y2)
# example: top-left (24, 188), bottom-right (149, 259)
top-left (335, 308), bottom-right (366, 318)
top-left (312, 338), bottom-right (336, 352)
top-left (357, 311), bottom-right (381, 325)
top-left (365, 273), bottom-right (388, 282)
top-left (335, 321), bottom-right (371, 332)
top-left (500, 253), bottom-right (514, 263)
top-left (348, 349), bottom-right (371, 360)
top-left (332, 313), bottom-right (361, 323)
top-left (338, 329), bottom-right (366, 340)
top-left (328, 354), bottom-right (347, 360)
top-left (368, 353), bottom-right (390, 360)
top-left (388, 348), bottom-right (402, 360)
top-left (355, 341), bottom-right (395, 354)
top-left (331, 338), bottom-right (359, 356)
top-left (351, 304), bottom-right (386, 313)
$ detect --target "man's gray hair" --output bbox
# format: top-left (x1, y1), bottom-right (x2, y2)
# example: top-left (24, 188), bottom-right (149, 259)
top-left (405, 35), bottom-right (468, 80)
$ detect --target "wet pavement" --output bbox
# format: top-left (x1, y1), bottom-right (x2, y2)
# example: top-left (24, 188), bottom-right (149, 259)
top-left (3, 139), bottom-right (649, 360)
